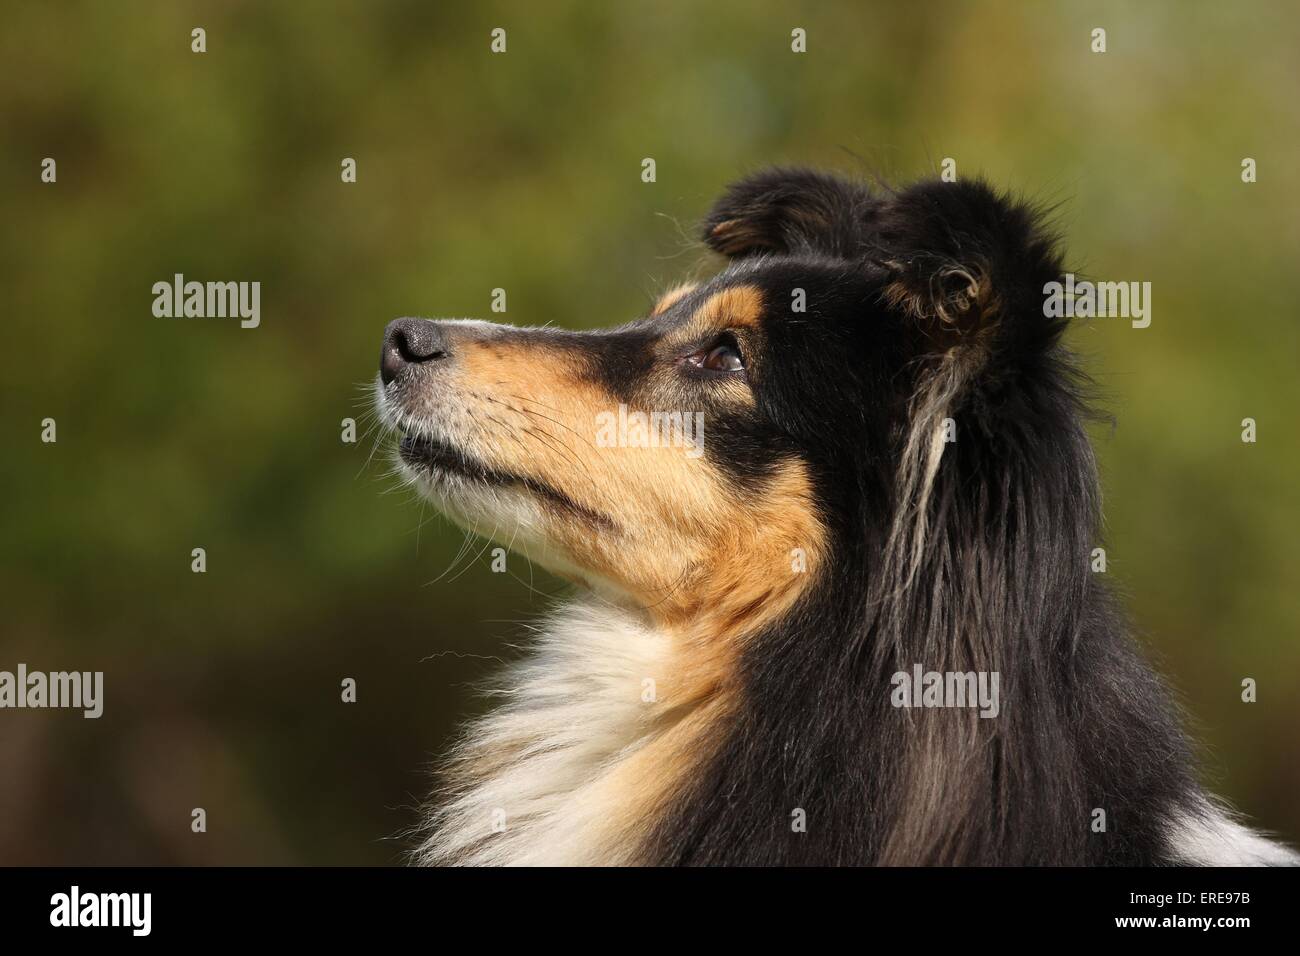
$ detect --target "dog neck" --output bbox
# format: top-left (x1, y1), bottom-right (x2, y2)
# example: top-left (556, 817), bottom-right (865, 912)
top-left (412, 595), bottom-right (730, 865)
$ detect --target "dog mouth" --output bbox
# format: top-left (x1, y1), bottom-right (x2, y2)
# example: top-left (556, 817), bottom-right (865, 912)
top-left (398, 431), bottom-right (509, 485)
top-left (397, 429), bottom-right (617, 531)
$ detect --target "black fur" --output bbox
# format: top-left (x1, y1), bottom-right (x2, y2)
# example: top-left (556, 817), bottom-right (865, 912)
top-left (642, 169), bottom-right (1207, 864)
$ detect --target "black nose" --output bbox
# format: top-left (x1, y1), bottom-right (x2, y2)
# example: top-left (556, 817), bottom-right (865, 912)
top-left (380, 318), bottom-right (450, 385)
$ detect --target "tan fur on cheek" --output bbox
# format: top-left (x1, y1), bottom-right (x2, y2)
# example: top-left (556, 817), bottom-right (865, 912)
top-left (442, 339), bottom-right (716, 603)
top-left (424, 321), bottom-right (822, 640)
top-left (455, 328), bottom-right (818, 637)
top-left (595, 462), bottom-right (826, 857)
top-left (670, 462), bottom-right (824, 691)
top-left (453, 338), bottom-right (618, 503)
top-left (407, 326), bottom-right (829, 866)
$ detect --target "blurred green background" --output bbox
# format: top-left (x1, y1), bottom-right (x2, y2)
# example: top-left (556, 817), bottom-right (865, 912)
top-left (1, 0), bottom-right (1297, 864)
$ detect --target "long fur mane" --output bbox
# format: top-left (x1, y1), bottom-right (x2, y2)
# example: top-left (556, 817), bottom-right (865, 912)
top-left (407, 173), bottom-right (1296, 866)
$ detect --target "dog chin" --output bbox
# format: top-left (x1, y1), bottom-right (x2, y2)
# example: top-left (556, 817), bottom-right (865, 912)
top-left (376, 382), bottom-right (626, 596)
top-left (398, 451), bottom-right (575, 566)
top-left (399, 452), bottom-right (535, 530)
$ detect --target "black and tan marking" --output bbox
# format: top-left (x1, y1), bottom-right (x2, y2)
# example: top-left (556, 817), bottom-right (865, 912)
top-left (379, 168), bottom-right (1286, 867)
top-left (379, 282), bottom-right (821, 635)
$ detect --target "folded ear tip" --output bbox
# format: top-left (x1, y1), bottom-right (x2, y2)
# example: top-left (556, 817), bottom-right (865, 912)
top-left (876, 179), bottom-right (1064, 337)
top-left (704, 217), bottom-right (735, 239)
top-left (702, 167), bottom-right (875, 259)
top-left (881, 257), bottom-right (999, 341)
top-left (703, 217), bottom-right (764, 256)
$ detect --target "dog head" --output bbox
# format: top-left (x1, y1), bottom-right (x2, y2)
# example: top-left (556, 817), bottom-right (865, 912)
top-left (376, 168), bottom-right (1067, 628)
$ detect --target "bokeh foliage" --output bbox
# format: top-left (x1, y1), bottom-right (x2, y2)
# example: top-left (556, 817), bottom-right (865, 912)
top-left (1, 1), bottom-right (1297, 862)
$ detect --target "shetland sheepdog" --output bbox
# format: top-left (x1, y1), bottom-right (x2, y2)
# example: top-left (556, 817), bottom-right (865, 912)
top-left (375, 168), bottom-right (1295, 866)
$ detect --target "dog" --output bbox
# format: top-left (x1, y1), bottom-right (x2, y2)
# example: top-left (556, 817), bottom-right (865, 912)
top-left (375, 168), bottom-right (1296, 865)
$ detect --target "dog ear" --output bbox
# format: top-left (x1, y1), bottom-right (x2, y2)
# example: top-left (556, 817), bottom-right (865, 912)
top-left (870, 179), bottom-right (1065, 352)
top-left (702, 167), bottom-right (876, 259)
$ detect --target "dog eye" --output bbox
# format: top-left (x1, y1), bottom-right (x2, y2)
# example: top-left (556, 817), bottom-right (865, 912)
top-left (688, 338), bottom-right (745, 374)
